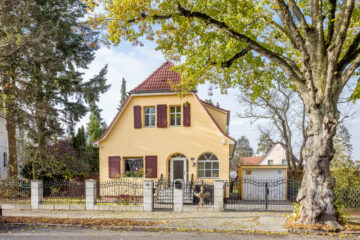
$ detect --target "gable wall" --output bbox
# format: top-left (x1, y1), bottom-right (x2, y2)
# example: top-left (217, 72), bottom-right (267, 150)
top-left (203, 106), bottom-right (228, 134)
top-left (259, 143), bottom-right (287, 165)
top-left (98, 93), bottom-right (231, 182)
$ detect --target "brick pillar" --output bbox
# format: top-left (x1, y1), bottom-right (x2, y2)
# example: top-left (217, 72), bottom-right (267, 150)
top-left (85, 179), bottom-right (97, 210)
top-left (31, 180), bottom-right (43, 210)
top-left (143, 180), bottom-right (153, 212)
top-left (214, 180), bottom-right (225, 212)
top-left (173, 181), bottom-right (184, 212)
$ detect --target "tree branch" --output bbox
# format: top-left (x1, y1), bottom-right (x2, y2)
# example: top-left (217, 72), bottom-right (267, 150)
top-left (216, 47), bottom-right (251, 68)
top-left (328, 0), bottom-right (355, 59)
top-left (127, 13), bottom-right (173, 23)
top-left (287, 0), bottom-right (310, 34)
top-left (326, 0), bottom-right (337, 45)
top-left (341, 54), bottom-right (360, 86)
top-left (337, 32), bottom-right (360, 73)
top-left (175, 3), bottom-right (306, 88)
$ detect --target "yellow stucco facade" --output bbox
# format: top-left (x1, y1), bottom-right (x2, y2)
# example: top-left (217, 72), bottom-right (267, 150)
top-left (95, 92), bottom-right (234, 183)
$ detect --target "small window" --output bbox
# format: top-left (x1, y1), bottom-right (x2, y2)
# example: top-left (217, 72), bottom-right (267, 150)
top-left (3, 152), bottom-right (7, 169)
top-left (282, 159), bottom-right (287, 165)
top-left (268, 160), bottom-right (273, 165)
top-left (170, 106), bottom-right (181, 126)
top-left (198, 153), bottom-right (219, 178)
top-left (124, 158), bottom-right (143, 177)
top-left (144, 107), bottom-right (155, 127)
top-left (245, 170), bottom-right (252, 175)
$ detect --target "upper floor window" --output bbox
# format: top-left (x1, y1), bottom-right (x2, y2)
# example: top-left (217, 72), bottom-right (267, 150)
top-left (282, 159), bottom-right (287, 165)
top-left (144, 107), bottom-right (155, 127)
top-left (170, 106), bottom-right (181, 126)
top-left (268, 160), bottom-right (273, 165)
top-left (198, 153), bottom-right (219, 178)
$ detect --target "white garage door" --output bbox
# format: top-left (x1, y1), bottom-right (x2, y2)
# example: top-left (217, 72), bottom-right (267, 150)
top-left (242, 169), bottom-right (286, 201)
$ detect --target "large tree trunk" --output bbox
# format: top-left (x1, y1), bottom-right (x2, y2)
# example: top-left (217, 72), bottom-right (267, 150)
top-left (296, 105), bottom-right (339, 228)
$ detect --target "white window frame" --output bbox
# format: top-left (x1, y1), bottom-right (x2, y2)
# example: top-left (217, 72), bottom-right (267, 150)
top-left (282, 159), bottom-right (287, 165)
top-left (170, 106), bottom-right (181, 126)
top-left (144, 106), bottom-right (155, 127)
top-left (268, 160), bottom-right (273, 165)
top-left (197, 153), bottom-right (219, 178)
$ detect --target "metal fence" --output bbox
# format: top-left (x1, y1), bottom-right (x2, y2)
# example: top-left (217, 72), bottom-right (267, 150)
top-left (0, 179), bottom-right (31, 204)
top-left (183, 180), bottom-right (214, 205)
top-left (153, 178), bottom-right (173, 210)
top-left (96, 179), bottom-right (143, 205)
top-left (42, 180), bottom-right (85, 204)
top-left (334, 186), bottom-right (360, 212)
top-left (224, 178), bottom-right (300, 211)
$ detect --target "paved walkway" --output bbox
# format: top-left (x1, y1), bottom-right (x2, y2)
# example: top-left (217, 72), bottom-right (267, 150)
top-left (3, 209), bottom-right (288, 233)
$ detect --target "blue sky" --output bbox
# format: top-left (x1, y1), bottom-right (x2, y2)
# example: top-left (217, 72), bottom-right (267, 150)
top-left (80, 41), bottom-right (360, 160)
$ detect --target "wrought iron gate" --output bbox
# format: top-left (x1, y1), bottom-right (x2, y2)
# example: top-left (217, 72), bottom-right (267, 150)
top-left (153, 179), bottom-right (174, 210)
top-left (224, 178), bottom-right (301, 211)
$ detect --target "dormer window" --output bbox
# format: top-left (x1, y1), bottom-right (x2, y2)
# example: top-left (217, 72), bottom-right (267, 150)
top-left (170, 106), bottom-right (181, 126)
top-left (144, 107), bottom-right (155, 127)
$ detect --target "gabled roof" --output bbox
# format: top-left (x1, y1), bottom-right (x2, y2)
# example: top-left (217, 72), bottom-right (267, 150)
top-left (259, 142), bottom-right (299, 164)
top-left (241, 156), bottom-right (264, 165)
top-left (130, 61), bottom-right (182, 93)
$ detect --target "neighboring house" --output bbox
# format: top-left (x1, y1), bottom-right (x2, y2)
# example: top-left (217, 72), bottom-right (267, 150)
top-left (0, 116), bottom-right (8, 179)
top-left (0, 115), bottom-right (24, 180)
top-left (94, 61), bottom-right (236, 183)
top-left (241, 142), bottom-right (297, 166)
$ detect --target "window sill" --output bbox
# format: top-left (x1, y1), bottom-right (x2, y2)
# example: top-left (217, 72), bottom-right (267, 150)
top-left (143, 126), bottom-right (155, 128)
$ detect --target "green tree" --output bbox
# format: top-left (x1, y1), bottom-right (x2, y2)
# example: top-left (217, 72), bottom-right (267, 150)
top-left (88, 0), bottom-right (360, 227)
top-left (232, 136), bottom-right (253, 167)
top-left (118, 77), bottom-right (128, 110)
top-left (257, 132), bottom-right (273, 156)
top-left (87, 113), bottom-right (103, 144)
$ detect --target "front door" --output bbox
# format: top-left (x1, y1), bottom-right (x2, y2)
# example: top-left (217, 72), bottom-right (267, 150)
top-left (171, 157), bottom-right (187, 182)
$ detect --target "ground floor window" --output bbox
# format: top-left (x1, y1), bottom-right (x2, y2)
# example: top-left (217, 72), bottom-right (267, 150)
top-left (198, 153), bottom-right (219, 178)
top-left (124, 158), bottom-right (143, 177)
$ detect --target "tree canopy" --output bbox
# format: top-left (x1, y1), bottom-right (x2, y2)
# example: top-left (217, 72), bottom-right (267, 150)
top-left (87, 0), bottom-right (360, 227)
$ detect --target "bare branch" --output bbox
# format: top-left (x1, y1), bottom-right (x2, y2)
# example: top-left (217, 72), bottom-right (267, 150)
top-left (340, 54), bottom-right (360, 86)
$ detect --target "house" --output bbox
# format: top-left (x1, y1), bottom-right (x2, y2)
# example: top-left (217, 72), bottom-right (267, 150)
top-left (93, 61), bottom-right (236, 183)
top-left (241, 142), bottom-right (296, 166)
top-left (237, 143), bottom-right (296, 201)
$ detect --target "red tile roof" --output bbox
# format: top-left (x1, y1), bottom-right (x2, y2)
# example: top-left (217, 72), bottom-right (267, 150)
top-left (130, 61), bottom-right (181, 93)
top-left (241, 156), bottom-right (264, 165)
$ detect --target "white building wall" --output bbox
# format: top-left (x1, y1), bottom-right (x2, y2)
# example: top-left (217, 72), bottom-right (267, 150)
top-left (259, 143), bottom-right (287, 166)
top-left (0, 117), bottom-right (7, 179)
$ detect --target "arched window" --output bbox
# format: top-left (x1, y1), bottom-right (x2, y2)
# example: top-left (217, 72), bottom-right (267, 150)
top-left (197, 153), bottom-right (219, 178)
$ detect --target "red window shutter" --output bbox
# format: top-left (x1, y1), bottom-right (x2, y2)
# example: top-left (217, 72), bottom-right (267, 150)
top-left (183, 103), bottom-right (191, 127)
top-left (145, 156), bottom-right (157, 178)
top-left (157, 105), bottom-right (167, 128)
top-left (108, 156), bottom-right (120, 178)
top-left (133, 105), bottom-right (142, 128)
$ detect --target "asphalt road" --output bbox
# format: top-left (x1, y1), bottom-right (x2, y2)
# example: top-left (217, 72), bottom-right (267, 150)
top-left (0, 224), bottom-right (359, 240)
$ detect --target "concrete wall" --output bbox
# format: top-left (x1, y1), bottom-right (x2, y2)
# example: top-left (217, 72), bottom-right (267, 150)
top-left (98, 93), bottom-right (232, 183)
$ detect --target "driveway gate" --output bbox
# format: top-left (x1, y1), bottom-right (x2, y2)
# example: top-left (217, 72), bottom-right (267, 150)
top-left (224, 178), bottom-right (301, 211)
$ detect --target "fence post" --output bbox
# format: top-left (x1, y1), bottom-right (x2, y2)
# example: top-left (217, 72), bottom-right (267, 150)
top-left (173, 181), bottom-right (184, 212)
top-left (85, 179), bottom-right (97, 210)
top-left (31, 180), bottom-right (43, 210)
top-left (143, 180), bottom-right (154, 212)
top-left (265, 182), bottom-right (268, 210)
top-left (214, 180), bottom-right (225, 212)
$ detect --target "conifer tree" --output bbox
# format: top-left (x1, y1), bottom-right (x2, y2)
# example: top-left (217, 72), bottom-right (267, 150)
top-left (118, 78), bottom-right (128, 110)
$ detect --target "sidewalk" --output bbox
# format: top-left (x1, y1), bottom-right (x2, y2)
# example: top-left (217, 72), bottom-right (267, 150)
top-left (3, 209), bottom-right (288, 233)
